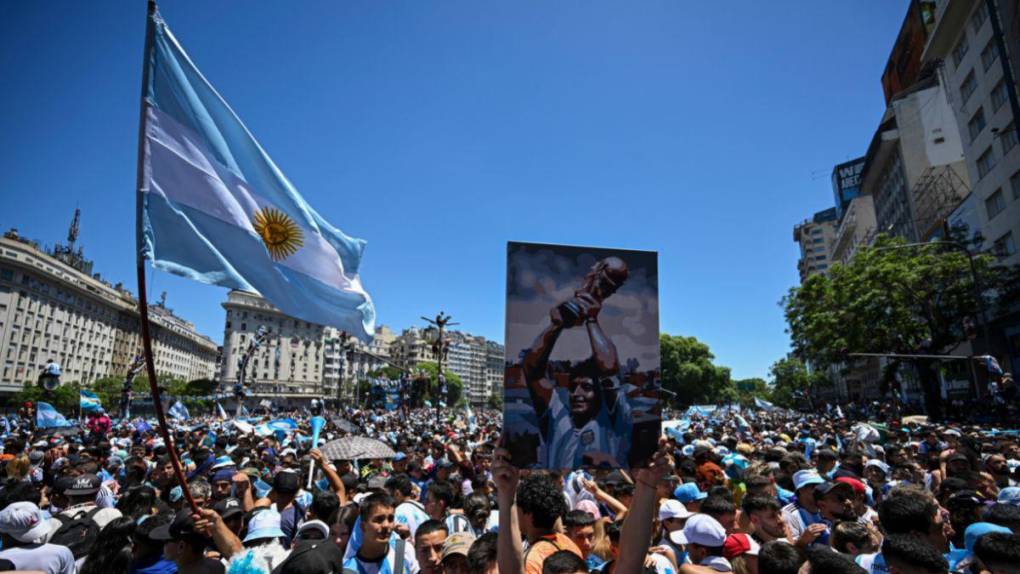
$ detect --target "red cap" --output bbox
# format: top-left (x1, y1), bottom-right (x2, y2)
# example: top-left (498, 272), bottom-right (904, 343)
top-left (835, 476), bottom-right (866, 496)
top-left (723, 533), bottom-right (760, 559)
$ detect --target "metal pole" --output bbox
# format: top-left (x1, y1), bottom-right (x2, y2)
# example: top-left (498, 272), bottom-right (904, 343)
top-left (134, 0), bottom-right (198, 514)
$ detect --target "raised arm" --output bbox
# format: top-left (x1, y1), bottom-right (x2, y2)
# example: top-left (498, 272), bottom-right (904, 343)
top-left (310, 448), bottom-right (347, 506)
top-left (520, 321), bottom-right (564, 419)
top-left (493, 448), bottom-right (524, 574)
top-left (616, 451), bottom-right (671, 574)
top-left (586, 317), bottom-right (618, 376)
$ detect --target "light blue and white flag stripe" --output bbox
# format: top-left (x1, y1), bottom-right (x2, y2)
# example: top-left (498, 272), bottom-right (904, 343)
top-left (139, 9), bottom-right (375, 340)
top-left (80, 390), bottom-right (103, 413)
top-left (168, 400), bottom-right (190, 421)
top-left (37, 402), bottom-right (72, 429)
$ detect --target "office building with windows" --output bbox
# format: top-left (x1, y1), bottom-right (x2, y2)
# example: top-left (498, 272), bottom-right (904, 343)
top-left (0, 224), bottom-right (217, 397)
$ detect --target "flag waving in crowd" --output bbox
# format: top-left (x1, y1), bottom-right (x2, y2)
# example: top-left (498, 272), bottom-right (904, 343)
top-left (168, 400), bottom-right (190, 421)
top-left (137, 6), bottom-right (374, 340)
top-left (79, 389), bottom-right (102, 413)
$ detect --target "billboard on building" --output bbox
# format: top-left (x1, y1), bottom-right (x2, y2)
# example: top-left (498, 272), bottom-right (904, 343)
top-left (832, 157), bottom-right (866, 220)
top-left (881, 0), bottom-right (937, 104)
top-left (502, 241), bottom-right (661, 469)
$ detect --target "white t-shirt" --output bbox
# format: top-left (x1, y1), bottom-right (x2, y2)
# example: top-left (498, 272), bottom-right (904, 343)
top-left (648, 553), bottom-right (679, 574)
top-left (0, 543), bottom-right (76, 574)
top-left (394, 500), bottom-right (430, 539)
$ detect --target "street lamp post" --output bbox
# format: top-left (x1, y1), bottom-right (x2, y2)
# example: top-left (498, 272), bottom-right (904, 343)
top-left (236, 325), bottom-right (269, 416)
top-left (120, 354), bottom-right (145, 420)
top-left (422, 312), bottom-right (457, 424)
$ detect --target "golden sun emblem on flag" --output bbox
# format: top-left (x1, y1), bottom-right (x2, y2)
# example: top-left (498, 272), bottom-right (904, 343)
top-left (252, 207), bottom-right (303, 261)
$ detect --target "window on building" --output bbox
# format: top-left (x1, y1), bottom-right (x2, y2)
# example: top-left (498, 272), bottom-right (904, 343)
top-left (952, 34), bottom-right (970, 68)
top-left (812, 238), bottom-right (823, 244)
top-left (981, 40), bottom-right (999, 71)
top-left (991, 80), bottom-right (1009, 112)
top-left (977, 146), bottom-right (996, 178)
top-left (1011, 171), bottom-right (1020, 199)
top-left (986, 189), bottom-right (1007, 219)
top-left (960, 70), bottom-right (978, 104)
top-left (969, 107), bottom-right (986, 141)
top-left (1001, 122), bottom-right (1019, 155)
top-left (993, 231), bottom-right (1016, 258)
top-left (814, 255), bottom-right (826, 261)
top-left (971, 2), bottom-right (988, 34)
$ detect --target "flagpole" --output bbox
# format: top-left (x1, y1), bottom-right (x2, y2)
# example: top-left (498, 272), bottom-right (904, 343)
top-left (134, 0), bottom-right (199, 514)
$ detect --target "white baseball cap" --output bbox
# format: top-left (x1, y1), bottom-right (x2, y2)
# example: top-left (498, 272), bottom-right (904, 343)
top-left (659, 499), bottom-right (693, 522)
top-left (682, 513), bottom-right (727, 547)
top-left (0, 502), bottom-right (51, 543)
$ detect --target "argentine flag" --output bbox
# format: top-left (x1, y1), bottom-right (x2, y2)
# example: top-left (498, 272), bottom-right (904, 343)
top-left (37, 402), bottom-right (72, 429)
top-left (168, 400), bottom-right (190, 421)
top-left (80, 390), bottom-right (103, 413)
top-left (138, 7), bottom-right (375, 339)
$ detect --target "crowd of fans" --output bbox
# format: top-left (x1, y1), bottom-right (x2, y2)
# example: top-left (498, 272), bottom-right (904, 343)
top-left (0, 404), bottom-right (1019, 574)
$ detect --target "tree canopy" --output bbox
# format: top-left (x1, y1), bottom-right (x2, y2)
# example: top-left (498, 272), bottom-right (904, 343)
top-left (660, 334), bottom-right (735, 406)
top-left (782, 234), bottom-right (1019, 419)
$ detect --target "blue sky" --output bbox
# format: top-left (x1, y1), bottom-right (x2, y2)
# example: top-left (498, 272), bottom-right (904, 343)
top-left (0, 1), bottom-right (908, 380)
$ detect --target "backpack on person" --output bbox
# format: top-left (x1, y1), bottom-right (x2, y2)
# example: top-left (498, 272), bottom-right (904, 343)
top-left (50, 507), bottom-right (102, 560)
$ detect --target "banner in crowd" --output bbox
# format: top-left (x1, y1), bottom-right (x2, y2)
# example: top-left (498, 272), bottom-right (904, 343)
top-left (502, 241), bottom-right (661, 469)
top-left (36, 402), bottom-right (72, 428)
top-left (168, 400), bottom-right (190, 421)
top-left (80, 390), bottom-right (102, 413)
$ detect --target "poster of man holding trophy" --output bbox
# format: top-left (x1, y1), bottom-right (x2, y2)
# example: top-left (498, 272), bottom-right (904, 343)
top-left (503, 242), bottom-right (661, 469)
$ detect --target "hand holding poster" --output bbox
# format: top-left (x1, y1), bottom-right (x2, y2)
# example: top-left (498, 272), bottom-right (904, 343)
top-left (502, 242), bottom-right (661, 469)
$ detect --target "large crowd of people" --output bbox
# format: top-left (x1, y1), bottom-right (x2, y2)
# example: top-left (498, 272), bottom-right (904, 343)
top-left (0, 403), bottom-right (1019, 574)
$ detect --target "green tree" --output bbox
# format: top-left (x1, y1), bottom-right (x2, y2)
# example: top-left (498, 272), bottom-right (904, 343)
top-left (12, 381), bottom-right (79, 414)
top-left (660, 334), bottom-right (734, 406)
top-left (416, 362), bottom-right (465, 406)
top-left (732, 377), bottom-right (769, 407)
top-left (782, 234), bottom-right (1018, 419)
top-left (487, 392), bottom-right (504, 411)
top-left (367, 366), bottom-right (404, 380)
top-left (767, 357), bottom-right (827, 409)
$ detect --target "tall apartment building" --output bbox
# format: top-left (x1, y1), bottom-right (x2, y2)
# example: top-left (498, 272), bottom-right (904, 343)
top-left (219, 290), bottom-right (326, 403)
top-left (486, 340), bottom-right (505, 404)
top-left (324, 325), bottom-right (395, 401)
top-left (391, 326), bottom-right (438, 369)
top-left (390, 326), bottom-right (503, 405)
top-left (0, 225), bottom-right (217, 396)
top-left (792, 207), bottom-right (839, 282)
top-left (831, 195), bottom-right (879, 265)
top-left (860, 80), bottom-right (970, 242)
top-left (922, 0), bottom-right (1020, 374)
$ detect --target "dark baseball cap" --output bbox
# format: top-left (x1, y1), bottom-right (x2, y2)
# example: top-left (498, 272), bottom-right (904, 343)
top-left (149, 510), bottom-right (207, 544)
top-left (815, 481), bottom-right (854, 499)
top-left (273, 470), bottom-right (301, 495)
top-left (213, 497), bottom-right (243, 520)
top-left (65, 474), bottom-right (102, 496)
top-left (274, 539), bottom-right (344, 574)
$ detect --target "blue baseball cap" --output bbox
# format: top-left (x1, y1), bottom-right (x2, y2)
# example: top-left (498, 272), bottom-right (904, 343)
top-left (674, 482), bottom-right (707, 503)
top-left (393, 452), bottom-right (407, 462)
top-left (244, 509), bottom-right (285, 543)
top-left (792, 469), bottom-right (825, 491)
top-left (997, 486), bottom-right (1020, 506)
